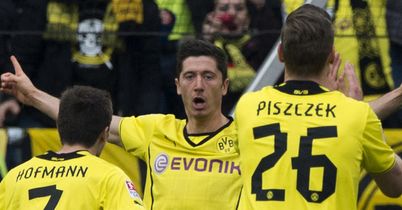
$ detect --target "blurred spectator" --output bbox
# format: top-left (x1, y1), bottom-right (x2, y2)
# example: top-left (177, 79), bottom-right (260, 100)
top-left (0, 0), bottom-right (22, 128)
top-left (115, 0), bottom-right (162, 117)
top-left (157, 0), bottom-right (195, 118)
top-left (386, 0), bottom-right (402, 87)
top-left (186, 0), bottom-right (214, 35)
top-left (202, 0), bottom-right (282, 114)
top-left (10, 0), bottom-right (161, 127)
top-left (0, 0), bottom-right (27, 179)
top-left (385, 0), bottom-right (402, 127)
top-left (0, 98), bottom-right (20, 128)
top-left (0, 0), bottom-right (16, 71)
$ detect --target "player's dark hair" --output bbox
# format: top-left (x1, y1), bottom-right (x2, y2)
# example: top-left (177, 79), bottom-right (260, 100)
top-left (280, 4), bottom-right (334, 77)
top-left (57, 86), bottom-right (112, 148)
top-left (176, 38), bottom-right (228, 80)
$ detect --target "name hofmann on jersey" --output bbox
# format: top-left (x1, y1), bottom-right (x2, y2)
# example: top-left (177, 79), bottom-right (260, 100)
top-left (256, 100), bottom-right (337, 118)
top-left (15, 165), bottom-right (88, 181)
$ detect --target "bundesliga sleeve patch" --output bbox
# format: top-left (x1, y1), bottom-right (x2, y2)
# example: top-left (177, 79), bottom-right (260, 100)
top-left (125, 180), bottom-right (140, 199)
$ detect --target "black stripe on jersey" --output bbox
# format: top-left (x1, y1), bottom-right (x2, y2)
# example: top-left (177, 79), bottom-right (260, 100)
top-left (37, 151), bottom-right (85, 161)
top-left (358, 172), bottom-right (372, 203)
top-left (235, 186), bottom-right (243, 210)
top-left (148, 145), bottom-right (155, 210)
top-left (183, 116), bottom-right (233, 147)
top-left (274, 80), bottom-right (329, 95)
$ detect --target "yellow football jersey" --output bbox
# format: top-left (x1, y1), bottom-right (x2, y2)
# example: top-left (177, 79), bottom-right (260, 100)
top-left (0, 150), bottom-right (144, 210)
top-left (235, 81), bottom-right (396, 210)
top-left (120, 114), bottom-right (242, 210)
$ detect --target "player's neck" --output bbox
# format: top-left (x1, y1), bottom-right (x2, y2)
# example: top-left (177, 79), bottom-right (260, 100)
top-left (186, 112), bottom-right (229, 134)
top-left (284, 68), bottom-right (330, 89)
top-left (58, 144), bottom-right (90, 154)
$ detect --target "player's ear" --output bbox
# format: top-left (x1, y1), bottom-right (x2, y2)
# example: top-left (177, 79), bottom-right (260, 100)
top-left (278, 43), bottom-right (284, 62)
top-left (222, 78), bottom-right (229, 96)
top-left (94, 127), bottom-right (109, 156)
top-left (175, 78), bottom-right (182, 95)
top-left (98, 126), bottom-right (109, 142)
top-left (104, 126), bottom-right (110, 139)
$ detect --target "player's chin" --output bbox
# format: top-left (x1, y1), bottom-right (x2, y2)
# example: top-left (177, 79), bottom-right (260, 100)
top-left (189, 108), bottom-right (209, 118)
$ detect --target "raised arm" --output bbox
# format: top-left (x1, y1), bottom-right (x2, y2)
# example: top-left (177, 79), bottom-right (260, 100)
top-left (109, 115), bottom-right (124, 147)
top-left (1, 56), bottom-right (125, 146)
top-left (368, 84), bottom-right (402, 120)
top-left (1, 56), bottom-right (59, 120)
top-left (330, 56), bottom-right (402, 120)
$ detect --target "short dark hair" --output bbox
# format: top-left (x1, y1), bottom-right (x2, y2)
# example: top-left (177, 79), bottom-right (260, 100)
top-left (57, 86), bottom-right (112, 148)
top-left (176, 38), bottom-right (228, 80)
top-left (281, 4), bottom-right (334, 77)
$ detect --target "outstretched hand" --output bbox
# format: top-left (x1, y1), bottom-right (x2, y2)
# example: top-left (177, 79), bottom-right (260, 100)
top-left (338, 62), bottom-right (363, 100)
top-left (1, 56), bottom-right (37, 106)
top-left (328, 53), bottom-right (363, 100)
top-left (328, 52), bottom-right (341, 90)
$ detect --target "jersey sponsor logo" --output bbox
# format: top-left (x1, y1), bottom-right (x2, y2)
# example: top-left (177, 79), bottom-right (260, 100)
top-left (154, 153), bottom-right (169, 174)
top-left (153, 153), bottom-right (241, 175)
top-left (125, 180), bottom-right (140, 199)
top-left (171, 157), bottom-right (241, 175)
top-left (216, 136), bottom-right (236, 153)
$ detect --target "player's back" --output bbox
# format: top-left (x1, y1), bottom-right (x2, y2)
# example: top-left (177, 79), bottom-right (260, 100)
top-left (0, 150), bottom-right (144, 210)
top-left (235, 81), bottom-right (395, 210)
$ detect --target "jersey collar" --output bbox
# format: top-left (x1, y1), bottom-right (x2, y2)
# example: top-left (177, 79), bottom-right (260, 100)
top-left (37, 150), bottom-right (88, 161)
top-left (184, 116), bottom-right (233, 147)
top-left (274, 80), bottom-right (330, 95)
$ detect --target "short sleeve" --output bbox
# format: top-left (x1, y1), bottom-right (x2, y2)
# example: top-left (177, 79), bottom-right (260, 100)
top-left (0, 178), bottom-right (5, 209)
top-left (361, 108), bottom-right (396, 174)
top-left (102, 168), bottom-right (145, 210)
top-left (119, 115), bottom-right (158, 159)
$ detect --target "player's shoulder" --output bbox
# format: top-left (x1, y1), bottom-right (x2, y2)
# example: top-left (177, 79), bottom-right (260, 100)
top-left (123, 113), bottom-right (183, 124)
top-left (3, 157), bottom-right (35, 178)
top-left (332, 90), bottom-right (371, 110)
top-left (238, 86), bottom-right (274, 102)
top-left (84, 153), bottom-right (116, 168)
top-left (85, 154), bottom-right (130, 181)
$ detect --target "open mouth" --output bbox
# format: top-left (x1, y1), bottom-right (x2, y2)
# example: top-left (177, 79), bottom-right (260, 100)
top-left (193, 97), bottom-right (206, 109)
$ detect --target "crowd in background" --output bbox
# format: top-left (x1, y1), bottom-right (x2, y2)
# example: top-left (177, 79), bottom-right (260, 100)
top-left (0, 0), bottom-right (283, 126)
top-left (1, 0), bottom-right (400, 126)
top-left (0, 0), bottom-right (401, 178)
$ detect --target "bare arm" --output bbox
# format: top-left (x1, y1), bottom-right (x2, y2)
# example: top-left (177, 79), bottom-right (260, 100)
top-left (373, 155), bottom-right (402, 197)
top-left (339, 62), bottom-right (402, 119)
top-left (108, 115), bottom-right (124, 147)
top-left (26, 88), bottom-right (60, 120)
top-left (1, 56), bottom-right (60, 120)
top-left (330, 57), bottom-right (402, 120)
top-left (1, 56), bottom-right (125, 146)
top-left (368, 84), bottom-right (402, 120)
